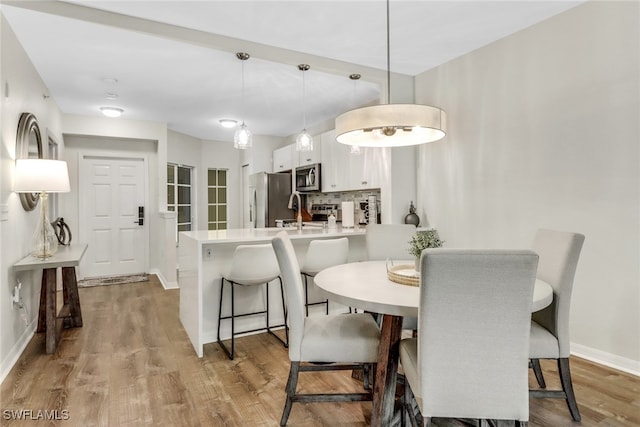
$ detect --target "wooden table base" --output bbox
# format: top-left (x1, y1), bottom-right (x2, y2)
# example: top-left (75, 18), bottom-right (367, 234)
top-left (371, 314), bottom-right (403, 427)
top-left (37, 266), bottom-right (83, 354)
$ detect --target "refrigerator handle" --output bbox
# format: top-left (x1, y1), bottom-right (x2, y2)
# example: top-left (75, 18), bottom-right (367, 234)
top-left (252, 189), bottom-right (257, 228)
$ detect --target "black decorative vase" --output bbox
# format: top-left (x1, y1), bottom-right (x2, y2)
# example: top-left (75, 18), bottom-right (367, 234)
top-left (404, 201), bottom-right (420, 227)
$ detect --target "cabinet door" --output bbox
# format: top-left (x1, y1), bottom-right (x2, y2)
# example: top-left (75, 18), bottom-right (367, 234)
top-left (273, 145), bottom-right (293, 172)
top-left (320, 130), bottom-right (348, 192)
top-left (297, 138), bottom-right (321, 167)
top-left (349, 147), bottom-right (385, 190)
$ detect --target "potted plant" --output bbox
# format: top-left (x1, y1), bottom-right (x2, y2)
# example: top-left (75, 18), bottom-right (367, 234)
top-left (408, 229), bottom-right (444, 272)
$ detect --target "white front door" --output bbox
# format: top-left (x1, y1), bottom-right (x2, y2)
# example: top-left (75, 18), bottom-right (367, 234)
top-left (79, 155), bottom-right (148, 278)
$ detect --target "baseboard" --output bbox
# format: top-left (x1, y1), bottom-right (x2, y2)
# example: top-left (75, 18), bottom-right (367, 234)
top-left (0, 320), bottom-right (36, 384)
top-left (150, 269), bottom-right (178, 290)
top-left (572, 342), bottom-right (640, 377)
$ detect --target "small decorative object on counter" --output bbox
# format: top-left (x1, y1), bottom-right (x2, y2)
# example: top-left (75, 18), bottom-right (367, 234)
top-left (328, 211), bottom-right (337, 230)
top-left (408, 229), bottom-right (443, 272)
top-left (404, 201), bottom-right (420, 227)
top-left (51, 217), bottom-right (72, 245)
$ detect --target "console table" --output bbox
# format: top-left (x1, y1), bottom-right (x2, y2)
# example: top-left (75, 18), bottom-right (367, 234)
top-left (13, 244), bottom-right (87, 354)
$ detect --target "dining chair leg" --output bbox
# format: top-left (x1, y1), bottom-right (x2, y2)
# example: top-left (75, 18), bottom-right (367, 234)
top-left (558, 358), bottom-right (581, 422)
top-left (280, 361), bottom-right (300, 426)
top-left (303, 275), bottom-right (310, 317)
top-left (531, 358), bottom-right (546, 388)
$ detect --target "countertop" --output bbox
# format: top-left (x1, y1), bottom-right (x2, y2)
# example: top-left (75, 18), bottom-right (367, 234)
top-left (180, 226), bottom-right (366, 244)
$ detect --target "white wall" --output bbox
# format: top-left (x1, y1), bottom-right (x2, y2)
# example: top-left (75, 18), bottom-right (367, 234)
top-left (414, 1), bottom-right (639, 373)
top-left (0, 15), bottom-right (64, 380)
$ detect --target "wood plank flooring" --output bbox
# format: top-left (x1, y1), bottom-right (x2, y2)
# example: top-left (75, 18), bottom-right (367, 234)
top-left (1, 276), bottom-right (638, 426)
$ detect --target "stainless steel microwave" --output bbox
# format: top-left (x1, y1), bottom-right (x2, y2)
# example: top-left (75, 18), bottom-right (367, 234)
top-left (295, 163), bottom-right (321, 192)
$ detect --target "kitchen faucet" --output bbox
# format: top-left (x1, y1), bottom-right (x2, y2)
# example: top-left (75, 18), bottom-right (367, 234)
top-left (287, 191), bottom-right (302, 230)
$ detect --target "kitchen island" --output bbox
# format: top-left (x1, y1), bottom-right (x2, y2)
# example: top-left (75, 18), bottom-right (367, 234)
top-left (178, 226), bottom-right (367, 357)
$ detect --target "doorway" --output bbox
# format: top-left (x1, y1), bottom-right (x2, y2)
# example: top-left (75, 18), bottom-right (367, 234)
top-left (79, 154), bottom-right (148, 279)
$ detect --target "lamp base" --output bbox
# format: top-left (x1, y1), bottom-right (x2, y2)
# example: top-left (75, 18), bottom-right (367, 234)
top-left (30, 192), bottom-right (58, 259)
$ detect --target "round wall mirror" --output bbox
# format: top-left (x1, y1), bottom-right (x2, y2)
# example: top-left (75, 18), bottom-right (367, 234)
top-left (16, 112), bottom-right (43, 211)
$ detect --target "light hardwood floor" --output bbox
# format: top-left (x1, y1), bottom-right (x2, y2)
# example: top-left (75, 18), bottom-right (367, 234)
top-left (1, 277), bottom-right (638, 426)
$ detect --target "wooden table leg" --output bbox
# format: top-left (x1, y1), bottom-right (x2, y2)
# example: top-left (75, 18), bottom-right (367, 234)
top-left (62, 266), bottom-right (83, 327)
top-left (371, 314), bottom-right (403, 427)
top-left (37, 271), bottom-right (48, 333)
top-left (43, 268), bottom-right (58, 354)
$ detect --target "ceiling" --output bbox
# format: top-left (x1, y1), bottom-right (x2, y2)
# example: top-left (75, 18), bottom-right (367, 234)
top-left (1, 1), bottom-right (583, 142)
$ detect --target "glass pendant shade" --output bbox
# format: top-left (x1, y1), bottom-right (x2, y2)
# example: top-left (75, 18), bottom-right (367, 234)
top-left (234, 122), bottom-right (252, 149)
top-left (296, 129), bottom-right (313, 152)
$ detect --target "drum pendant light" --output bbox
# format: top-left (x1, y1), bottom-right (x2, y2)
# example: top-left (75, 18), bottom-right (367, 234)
top-left (335, 0), bottom-right (447, 148)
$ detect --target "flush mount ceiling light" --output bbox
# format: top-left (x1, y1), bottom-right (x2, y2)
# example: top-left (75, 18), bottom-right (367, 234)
top-left (100, 106), bottom-right (123, 118)
top-left (295, 64), bottom-right (313, 152)
top-left (335, 0), bottom-right (446, 148)
top-left (219, 119), bottom-right (238, 128)
top-left (233, 52), bottom-right (252, 149)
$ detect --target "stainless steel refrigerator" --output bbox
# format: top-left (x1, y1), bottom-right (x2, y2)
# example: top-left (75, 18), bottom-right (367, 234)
top-left (249, 172), bottom-right (292, 228)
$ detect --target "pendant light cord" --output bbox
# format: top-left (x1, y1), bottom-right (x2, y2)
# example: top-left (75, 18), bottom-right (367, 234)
top-left (302, 69), bottom-right (307, 129)
top-left (386, 0), bottom-right (391, 104)
top-left (241, 58), bottom-right (246, 123)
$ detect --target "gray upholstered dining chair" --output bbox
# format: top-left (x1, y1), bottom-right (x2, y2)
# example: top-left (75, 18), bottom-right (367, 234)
top-left (529, 229), bottom-right (585, 422)
top-left (366, 223), bottom-right (418, 329)
top-left (400, 248), bottom-right (539, 427)
top-left (271, 231), bottom-right (380, 426)
top-left (300, 237), bottom-right (349, 316)
top-left (365, 223), bottom-right (417, 261)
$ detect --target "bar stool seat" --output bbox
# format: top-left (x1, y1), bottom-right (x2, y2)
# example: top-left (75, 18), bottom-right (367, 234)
top-left (300, 238), bottom-right (349, 316)
top-left (217, 243), bottom-right (289, 359)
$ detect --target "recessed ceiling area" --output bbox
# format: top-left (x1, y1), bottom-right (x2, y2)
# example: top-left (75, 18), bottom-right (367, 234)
top-left (1, 1), bottom-right (584, 142)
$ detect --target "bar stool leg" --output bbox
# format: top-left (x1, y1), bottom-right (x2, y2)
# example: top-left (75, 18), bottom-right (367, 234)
top-left (279, 277), bottom-right (289, 347)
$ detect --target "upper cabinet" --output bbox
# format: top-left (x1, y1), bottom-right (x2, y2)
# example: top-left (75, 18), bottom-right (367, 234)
top-left (320, 129), bottom-right (383, 192)
top-left (273, 145), bottom-right (293, 172)
top-left (272, 137), bottom-right (322, 173)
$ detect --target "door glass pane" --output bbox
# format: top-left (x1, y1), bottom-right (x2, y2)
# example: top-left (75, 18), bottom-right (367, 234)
top-left (178, 206), bottom-right (191, 224)
top-left (177, 166), bottom-right (190, 185)
top-left (218, 205), bottom-right (227, 221)
top-left (167, 164), bottom-right (175, 183)
top-left (208, 222), bottom-right (217, 231)
top-left (208, 169), bottom-right (216, 185)
top-left (208, 188), bottom-right (216, 203)
top-left (178, 186), bottom-right (191, 204)
top-left (178, 224), bottom-right (191, 232)
top-left (208, 205), bottom-right (216, 219)
top-left (218, 188), bottom-right (226, 203)
top-left (219, 222), bottom-right (227, 230)
top-left (217, 170), bottom-right (226, 186)
top-left (167, 186), bottom-right (175, 204)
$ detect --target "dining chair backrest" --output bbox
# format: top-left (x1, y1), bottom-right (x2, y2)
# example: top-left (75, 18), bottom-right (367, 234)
top-left (365, 223), bottom-right (416, 261)
top-left (226, 243), bottom-right (281, 285)
top-left (272, 231), bottom-right (306, 361)
top-left (417, 248), bottom-right (539, 420)
top-left (531, 229), bottom-right (585, 357)
top-left (301, 237), bottom-right (349, 275)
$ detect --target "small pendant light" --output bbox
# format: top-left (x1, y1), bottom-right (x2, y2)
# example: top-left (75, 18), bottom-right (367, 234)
top-left (234, 52), bottom-right (252, 149)
top-left (295, 64), bottom-right (313, 152)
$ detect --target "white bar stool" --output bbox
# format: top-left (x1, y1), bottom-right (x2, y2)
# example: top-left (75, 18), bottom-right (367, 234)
top-left (217, 243), bottom-right (288, 359)
top-left (300, 238), bottom-right (349, 316)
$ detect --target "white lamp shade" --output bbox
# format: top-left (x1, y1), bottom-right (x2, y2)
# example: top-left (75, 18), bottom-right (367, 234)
top-left (14, 159), bottom-right (70, 193)
top-left (335, 104), bottom-right (447, 147)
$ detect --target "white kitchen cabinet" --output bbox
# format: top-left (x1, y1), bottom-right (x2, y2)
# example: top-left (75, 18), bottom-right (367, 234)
top-left (273, 145), bottom-right (293, 172)
top-left (320, 130), bottom-right (349, 192)
top-left (296, 140), bottom-right (321, 167)
top-left (321, 130), bottom-right (385, 192)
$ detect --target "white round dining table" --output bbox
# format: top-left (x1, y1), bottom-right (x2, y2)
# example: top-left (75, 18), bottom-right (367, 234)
top-left (314, 260), bottom-right (554, 427)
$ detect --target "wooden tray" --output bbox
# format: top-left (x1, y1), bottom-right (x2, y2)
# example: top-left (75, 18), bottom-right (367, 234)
top-left (387, 264), bottom-right (420, 287)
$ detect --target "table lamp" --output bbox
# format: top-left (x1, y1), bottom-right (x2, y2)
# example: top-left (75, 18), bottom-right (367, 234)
top-left (14, 159), bottom-right (70, 258)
